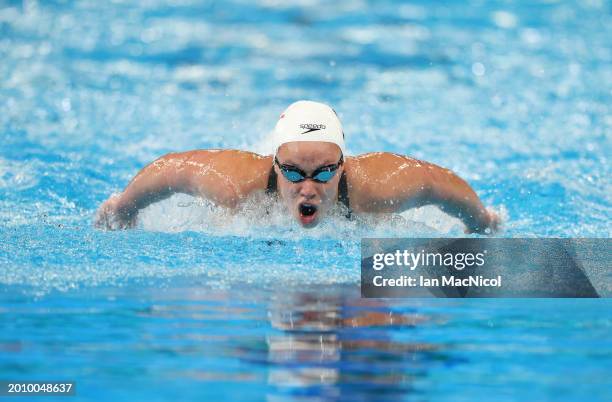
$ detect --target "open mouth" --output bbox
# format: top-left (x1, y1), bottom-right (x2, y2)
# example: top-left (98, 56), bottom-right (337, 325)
top-left (299, 203), bottom-right (317, 216)
top-left (298, 203), bottom-right (318, 226)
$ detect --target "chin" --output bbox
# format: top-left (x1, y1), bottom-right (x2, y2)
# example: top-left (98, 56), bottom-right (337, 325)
top-left (299, 219), bottom-right (319, 228)
top-left (296, 213), bottom-right (319, 228)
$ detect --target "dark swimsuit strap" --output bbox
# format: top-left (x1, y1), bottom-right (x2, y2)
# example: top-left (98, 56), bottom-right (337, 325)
top-left (265, 166), bottom-right (278, 195)
top-left (338, 171), bottom-right (351, 217)
top-left (266, 166), bottom-right (352, 218)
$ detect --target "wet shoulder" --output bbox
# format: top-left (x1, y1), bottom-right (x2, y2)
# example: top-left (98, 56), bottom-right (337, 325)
top-left (183, 149), bottom-right (273, 195)
top-left (345, 152), bottom-right (428, 179)
top-left (343, 152), bottom-right (427, 210)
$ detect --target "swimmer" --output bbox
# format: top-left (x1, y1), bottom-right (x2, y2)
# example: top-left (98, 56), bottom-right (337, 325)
top-left (95, 100), bottom-right (500, 233)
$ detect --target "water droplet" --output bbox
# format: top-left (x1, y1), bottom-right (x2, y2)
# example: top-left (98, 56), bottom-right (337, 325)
top-left (472, 62), bottom-right (486, 76)
top-left (492, 11), bottom-right (518, 29)
top-left (61, 98), bottom-right (71, 112)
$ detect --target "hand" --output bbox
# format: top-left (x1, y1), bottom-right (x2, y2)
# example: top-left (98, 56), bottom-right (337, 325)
top-left (485, 210), bottom-right (501, 233)
top-left (94, 193), bottom-right (136, 230)
top-left (465, 209), bottom-right (501, 235)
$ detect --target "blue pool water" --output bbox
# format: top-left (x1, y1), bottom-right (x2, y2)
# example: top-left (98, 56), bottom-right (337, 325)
top-left (1, 0), bottom-right (611, 401)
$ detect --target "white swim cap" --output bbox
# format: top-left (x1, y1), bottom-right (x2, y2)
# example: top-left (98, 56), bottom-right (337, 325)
top-left (272, 100), bottom-right (346, 155)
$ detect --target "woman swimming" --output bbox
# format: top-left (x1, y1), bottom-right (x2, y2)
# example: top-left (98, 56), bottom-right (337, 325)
top-left (96, 100), bottom-right (499, 233)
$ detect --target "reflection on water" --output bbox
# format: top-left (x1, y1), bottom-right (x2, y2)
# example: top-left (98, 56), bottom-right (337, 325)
top-left (2, 282), bottom-right (610, 401)
top-left (237, 286), bottom-right (444, 401)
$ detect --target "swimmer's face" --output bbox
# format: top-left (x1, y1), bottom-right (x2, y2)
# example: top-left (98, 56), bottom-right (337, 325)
top-left (275, 142), bottom-right (344, 228)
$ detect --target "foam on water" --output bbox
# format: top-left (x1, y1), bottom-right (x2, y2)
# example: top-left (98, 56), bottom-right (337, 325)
top-left (135, 180), bottom-right (474, 237)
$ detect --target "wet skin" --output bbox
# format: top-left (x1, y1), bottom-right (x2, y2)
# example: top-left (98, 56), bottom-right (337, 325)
top-left (95, 143), bottom-right (500, 233)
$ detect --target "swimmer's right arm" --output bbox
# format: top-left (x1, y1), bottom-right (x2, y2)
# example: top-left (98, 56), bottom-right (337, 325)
top-left (95, 150), bottom-right (263, 230)
top-left (95, 152), bottom-right (201, 229)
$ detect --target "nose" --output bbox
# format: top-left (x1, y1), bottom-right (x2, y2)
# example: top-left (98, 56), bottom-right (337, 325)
top-left (298, 179), bottom-right (318, 200)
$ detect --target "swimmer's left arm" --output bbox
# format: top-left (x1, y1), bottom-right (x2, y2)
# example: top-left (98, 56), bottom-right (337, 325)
top-left (421, 163), bottom-right (499, 234)
top-left (350, 153), bottom-right (499, 234)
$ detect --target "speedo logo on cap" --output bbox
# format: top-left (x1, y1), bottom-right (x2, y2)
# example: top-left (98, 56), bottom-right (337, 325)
top-left (299, 123), bottom-right (326, 134)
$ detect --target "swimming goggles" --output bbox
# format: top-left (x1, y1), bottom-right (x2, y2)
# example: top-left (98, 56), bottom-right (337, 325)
top-left (274, 156), bottom-right (343, 183)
